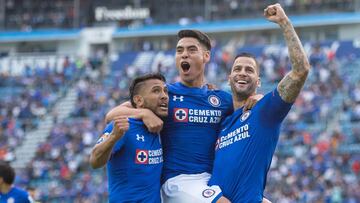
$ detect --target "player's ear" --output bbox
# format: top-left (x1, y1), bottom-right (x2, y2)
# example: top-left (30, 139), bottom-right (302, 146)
top-left (133, 95), bottom-right (144, 108)
top-left (257, 78), bottom-right (261, 87)
top-left (203, 50), bottom-right (210, 63)
top-left (227, 75), bottom-right (231, 85)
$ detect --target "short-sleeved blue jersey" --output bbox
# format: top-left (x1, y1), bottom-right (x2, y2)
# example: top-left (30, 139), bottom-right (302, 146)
top-left (208, 89), bottom-right (293, 202)
top-left (0, 187), bottom-right (32, 203)
top-left (161, 82), bottom-right (233, 183)
top-left (105, 118), bottom-right (162, 203)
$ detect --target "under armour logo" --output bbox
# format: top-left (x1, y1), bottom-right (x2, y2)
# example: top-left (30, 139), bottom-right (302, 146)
top-left (173, 95), bottom-right (184, 102)
top-left (136, 134), bottom-right (145, 142)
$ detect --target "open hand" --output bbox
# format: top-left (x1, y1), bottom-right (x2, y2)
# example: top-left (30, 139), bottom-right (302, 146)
top-left (243, 94), bottom-right (264, 111)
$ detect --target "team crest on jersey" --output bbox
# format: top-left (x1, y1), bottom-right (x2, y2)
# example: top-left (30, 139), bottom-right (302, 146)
top-left (173, 108), bottom-right (188, 122)
top-left (208, 95), bottom-right (221, 107)
top-left (240, 110), bottom-right (251, 122)
top-left (135, 149), bottom-right (148, 164)
top-left (202, 189), bottom-right (216, 198)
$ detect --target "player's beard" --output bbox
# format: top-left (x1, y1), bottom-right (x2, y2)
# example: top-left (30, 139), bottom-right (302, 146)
top-left (143, 100), bottom-right (167, 118)
top-left (230, 80), bottom-right (258, 101)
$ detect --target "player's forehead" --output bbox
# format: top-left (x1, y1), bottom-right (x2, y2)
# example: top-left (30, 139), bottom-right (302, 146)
top-left (176, 37), bottom-right (202, 48)
top-left (142, 79), bottom-right (166, 90)
top-left (232, 57), bottom-right (257, 69)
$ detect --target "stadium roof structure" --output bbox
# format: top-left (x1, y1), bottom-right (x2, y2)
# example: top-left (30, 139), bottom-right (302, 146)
top-left (0, 29), bottom-right (81, 43)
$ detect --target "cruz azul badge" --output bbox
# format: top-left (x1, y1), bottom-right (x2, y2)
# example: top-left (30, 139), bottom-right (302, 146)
top-left (240, 110), bottom-right (251, 122)
top-left (208, 95), bottom-right (220, 107)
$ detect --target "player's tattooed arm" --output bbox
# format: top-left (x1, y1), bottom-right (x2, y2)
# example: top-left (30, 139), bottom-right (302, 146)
top-left (277, 19), bottom-right (310, 103)
top-left (265, 4), bottom-right (310, 103)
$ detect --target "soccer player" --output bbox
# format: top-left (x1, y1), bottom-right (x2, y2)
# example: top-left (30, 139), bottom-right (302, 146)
top-left (0, 161), bottom-right (33, 203)
top-left (90, 73), bottom-right (169, 203)
top-left (26, 187), bottom-right (41, 203)
top-left (106, 30), bottom-right (254, 202)
top-left (208, 4), bottom-right (311, 202)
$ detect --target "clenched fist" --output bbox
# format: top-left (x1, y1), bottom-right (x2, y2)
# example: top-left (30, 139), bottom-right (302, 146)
top-left (264, 3), bottom-right (289, 26)
top-left (112, 116), bottom-right (129, 140)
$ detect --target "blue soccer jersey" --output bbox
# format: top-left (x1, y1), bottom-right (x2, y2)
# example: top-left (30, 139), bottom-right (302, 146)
top-left (105, 118), bottom-right (163, 203)
top-left (161, 82), bottom-right (233, 183)
top-left (208, 89), bottom-right (293, 202)
top-left (0, 187), bottom-right (32, 203)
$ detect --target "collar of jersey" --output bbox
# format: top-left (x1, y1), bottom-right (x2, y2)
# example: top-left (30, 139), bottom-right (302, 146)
top-left (233, 107), bottom-right (245, 116)
top-left (170, 82), bottom-right (208, 95)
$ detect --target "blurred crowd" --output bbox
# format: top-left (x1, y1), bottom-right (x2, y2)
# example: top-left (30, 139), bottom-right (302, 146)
top-left (0, 56), bottom-right (81, 162)
top-left (2, 0), bottom-right (358, 30)
top-left (0, 40), bottom-right (359, 202)
top-left (3, 0), bottom-right (75, 30)
top-left (258, 43), bottom-right (360, 202)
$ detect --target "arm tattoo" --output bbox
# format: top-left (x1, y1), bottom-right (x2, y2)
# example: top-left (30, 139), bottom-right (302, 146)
top-left (278, 20), bottom-right (310, 102)
top-left (278, 73), bottom-right (306, 103)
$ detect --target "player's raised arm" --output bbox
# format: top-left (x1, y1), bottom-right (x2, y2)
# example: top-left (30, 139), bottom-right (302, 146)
top-left (90, 116), bottom-right (129, 169)
top-left (106, 101), bottom-right (164, 133)
top-left (264, 3), bottom-right (310, 103)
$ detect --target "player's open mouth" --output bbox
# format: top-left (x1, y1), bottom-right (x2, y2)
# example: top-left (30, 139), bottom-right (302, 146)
top-left (236, 80), bottom-right (247, 84)
top-left (159, 103), bottom-right (168, 110)
top-left (181, 62), bottom-right (190, 72)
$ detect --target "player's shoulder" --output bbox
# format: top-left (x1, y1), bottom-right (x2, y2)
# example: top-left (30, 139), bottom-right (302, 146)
top-left (11, 186), bottom-right (27, 193)
top-left (220, 107), bottom-right (242, 128)
top-left (167, 82), bottom-right (207, 96)
top-left (257, 88), bottom-right (288, 107)
top-left (207, 89), bottom-right (232, 99)
top-left (10, 187), bottom-right (30, 198)
top-left (166, 82), bottom-right (183, 92)
top-left (127, 118), bottom-right (152, 135)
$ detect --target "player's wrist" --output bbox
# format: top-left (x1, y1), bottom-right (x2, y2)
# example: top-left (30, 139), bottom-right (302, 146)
top-left (109, 132), bottom-right (122, 142)
top-left (139, 108), bottom-right (152, 120)
top-left (279, 17), bottom-right (291, 29)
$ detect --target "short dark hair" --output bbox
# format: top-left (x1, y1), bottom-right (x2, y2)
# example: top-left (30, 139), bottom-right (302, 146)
top-left (27, 186), bottom-right (36, 191)
top-left (233, 52), bottom-right (260, 75)
top-left (0, 161), bottom-right (15, 185)
top-left (177, 29), bottom-right (212, 50)
top-left (129, 73), bottom-right (166, 108)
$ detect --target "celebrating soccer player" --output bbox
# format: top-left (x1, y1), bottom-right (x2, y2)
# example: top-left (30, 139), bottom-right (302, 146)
top-left (0, 161), bottom-right (34, 203)
top-left (208, 3), bottom-right (311, 202)
top-left (105, 30), bottom-right (251, 202)
top-left (90, 73), bottom-right (168, 202)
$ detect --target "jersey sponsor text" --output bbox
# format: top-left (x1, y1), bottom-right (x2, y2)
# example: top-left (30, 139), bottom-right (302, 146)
top-left (217, 124), bottom-right (250, 149)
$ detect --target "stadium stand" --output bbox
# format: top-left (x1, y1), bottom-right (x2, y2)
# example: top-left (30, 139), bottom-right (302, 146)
top-left (1, 0), bottom-right (360, 202)
top-left (1, 0), bottom-right (358, 29)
